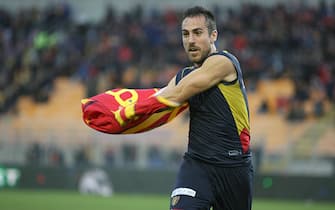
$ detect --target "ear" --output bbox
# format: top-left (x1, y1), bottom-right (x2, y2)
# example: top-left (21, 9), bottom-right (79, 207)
top-left (210, 30), bottom-right (218, 44)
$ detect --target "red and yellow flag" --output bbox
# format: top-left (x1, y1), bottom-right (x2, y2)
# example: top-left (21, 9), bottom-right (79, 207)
top-left (81, 88), bottom-right (188, 134)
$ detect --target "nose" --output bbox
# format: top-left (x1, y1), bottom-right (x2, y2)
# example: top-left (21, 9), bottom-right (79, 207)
top-left (188, 34), bottom-right (195, 43)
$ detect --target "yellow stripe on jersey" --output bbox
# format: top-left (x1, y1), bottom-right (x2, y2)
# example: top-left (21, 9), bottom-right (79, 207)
top-left (217, 82), bottom-right (249, 136)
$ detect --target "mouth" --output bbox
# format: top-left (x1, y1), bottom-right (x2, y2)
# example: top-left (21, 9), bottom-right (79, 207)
top-left (188, 46), bottom-right (200, 52)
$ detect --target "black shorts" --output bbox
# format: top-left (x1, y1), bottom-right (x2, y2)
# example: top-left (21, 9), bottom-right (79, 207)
top-left (170, 157), bottom-right (253, 210)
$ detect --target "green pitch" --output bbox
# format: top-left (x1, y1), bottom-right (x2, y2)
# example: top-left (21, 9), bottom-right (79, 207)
top-left (0, 190), bottom-right (334, 210)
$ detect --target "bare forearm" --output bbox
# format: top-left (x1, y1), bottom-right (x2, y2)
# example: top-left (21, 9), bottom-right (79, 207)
top-left (159, 55), bottom-right (235, 104)
top-left (160, 74), bottom-right (212, 103)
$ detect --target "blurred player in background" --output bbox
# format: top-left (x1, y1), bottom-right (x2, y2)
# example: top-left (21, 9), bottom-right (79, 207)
top-left (157, 6), bottom-right (254, 210)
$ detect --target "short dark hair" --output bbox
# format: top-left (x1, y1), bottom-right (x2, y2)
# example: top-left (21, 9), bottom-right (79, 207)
top-left (183, 6), bottom-right (217, 33)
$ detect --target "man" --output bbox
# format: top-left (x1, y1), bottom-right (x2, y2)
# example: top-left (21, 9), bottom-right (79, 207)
top-left (159, 6), bottom-right (253, 210)
top-left (115, 6), bottom-right (253, 210)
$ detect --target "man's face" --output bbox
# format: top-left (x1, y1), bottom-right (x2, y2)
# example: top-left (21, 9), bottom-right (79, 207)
top-left (182, 15), bottom-right (217, 65)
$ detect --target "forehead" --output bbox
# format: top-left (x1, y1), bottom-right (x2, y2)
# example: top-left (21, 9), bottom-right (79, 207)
top-left (182, 15), bottom-right (207, 31)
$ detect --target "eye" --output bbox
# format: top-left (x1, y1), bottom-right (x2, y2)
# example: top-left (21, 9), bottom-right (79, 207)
top-left (194, 30), bottom-right (202, 36)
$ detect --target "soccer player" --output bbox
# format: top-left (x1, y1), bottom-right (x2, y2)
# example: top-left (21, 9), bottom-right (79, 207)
top-left (105, 6), bottom-right (253, 210)
top-left (157, 6), bottom-right (253, 210)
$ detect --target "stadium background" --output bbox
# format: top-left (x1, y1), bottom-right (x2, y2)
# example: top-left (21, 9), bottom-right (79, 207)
top-left (0, 0), bottom-right (334, 208)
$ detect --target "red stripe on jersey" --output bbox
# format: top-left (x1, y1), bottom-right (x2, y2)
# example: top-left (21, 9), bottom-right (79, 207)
top-left (240, 128), bottom-right (250, 153)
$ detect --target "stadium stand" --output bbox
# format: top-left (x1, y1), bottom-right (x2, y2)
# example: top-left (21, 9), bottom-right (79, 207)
top-left (14, 77), bottom-right (87, 142)
top-left (316, 127), bottom-right (335, 157)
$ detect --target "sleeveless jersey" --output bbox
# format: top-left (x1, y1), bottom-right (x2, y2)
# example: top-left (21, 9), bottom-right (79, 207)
top-left (176, 51), bottom-right (251, 166)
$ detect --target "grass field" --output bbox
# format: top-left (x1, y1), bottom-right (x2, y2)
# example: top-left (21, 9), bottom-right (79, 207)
top-left (0, 190), bottom-right (335, 210)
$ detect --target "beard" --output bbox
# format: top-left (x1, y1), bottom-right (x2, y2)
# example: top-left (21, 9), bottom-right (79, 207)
top-left (187, 47), bottom-right (211, 66)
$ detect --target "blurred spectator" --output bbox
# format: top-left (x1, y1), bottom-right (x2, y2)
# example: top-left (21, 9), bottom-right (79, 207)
top-left (147, 145), bottom-right (164, 168)
top-left (26, 142), bottom-right (43, 166)
top-left (75, 146), bottom-right (91, 167)
top-left (104, 146), bottom-right (115, 167)
top-left (287, 98), bottom-right (306, 122)
top-left (0, 2), bottom-right (334, 118)
top-left (122, 144), bottom-right (137, 166)
top-left (47, 145), bottom-right (64, 167)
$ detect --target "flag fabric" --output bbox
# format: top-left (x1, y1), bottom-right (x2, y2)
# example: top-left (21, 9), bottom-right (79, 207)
top-left (81, 88), bottom-right (188, 134)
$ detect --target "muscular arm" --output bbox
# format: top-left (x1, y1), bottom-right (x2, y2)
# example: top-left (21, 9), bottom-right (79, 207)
top-left (160, 55), bottom-right (237, 103)
top-left (114, 55), bottom-right (236, 125)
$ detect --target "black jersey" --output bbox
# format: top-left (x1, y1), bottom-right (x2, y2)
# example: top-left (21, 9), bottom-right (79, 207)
top-left (176, 51), bottom-right (251, 166)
